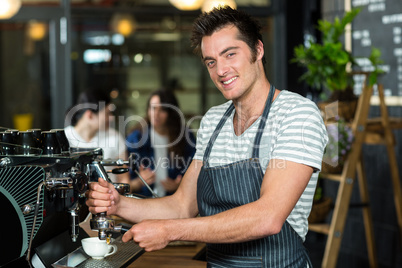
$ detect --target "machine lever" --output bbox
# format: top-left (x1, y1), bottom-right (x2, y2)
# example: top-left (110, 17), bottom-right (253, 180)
top-left (113, 223), bottom-right (132, 234)
top-left (108, 168), bottom-right (129, 174)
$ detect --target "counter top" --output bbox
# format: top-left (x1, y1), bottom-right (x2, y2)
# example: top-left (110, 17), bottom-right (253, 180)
top-left (80, 215), bottom-right (206, 267)
top-left (128, 242), bottom-right (206, 268)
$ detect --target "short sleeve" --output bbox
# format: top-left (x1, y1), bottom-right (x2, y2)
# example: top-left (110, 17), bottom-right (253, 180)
top-left (194, 116), bottom-right (208, 161)
top-left (271, 101), bottom-right (328, 171)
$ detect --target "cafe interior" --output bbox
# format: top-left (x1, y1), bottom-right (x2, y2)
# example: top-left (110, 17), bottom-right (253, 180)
top-left (0, 0), bottom-right (401, 267)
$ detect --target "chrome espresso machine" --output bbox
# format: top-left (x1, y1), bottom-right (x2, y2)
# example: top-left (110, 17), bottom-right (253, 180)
top-left (0, 129), bottom-right (143, 268)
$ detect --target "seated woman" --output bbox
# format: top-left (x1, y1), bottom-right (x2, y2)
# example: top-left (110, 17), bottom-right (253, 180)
top-left (126, 90), bottom-right (196, 197)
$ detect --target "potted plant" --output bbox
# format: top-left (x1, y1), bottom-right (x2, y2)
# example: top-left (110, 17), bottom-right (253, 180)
top-left (308, 116), bottom-right (354, 223)
top-left (322, 116), bottom-right (354, 173)
top-left (291, 8), bottom-right (384, 121)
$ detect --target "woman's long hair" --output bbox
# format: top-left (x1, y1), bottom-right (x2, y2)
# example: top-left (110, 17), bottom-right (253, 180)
top-left (140, 90), bottom-right (188, 158)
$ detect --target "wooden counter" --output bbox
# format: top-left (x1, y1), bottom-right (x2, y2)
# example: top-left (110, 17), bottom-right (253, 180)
top-left (128, 242), bottom-right (207, 268)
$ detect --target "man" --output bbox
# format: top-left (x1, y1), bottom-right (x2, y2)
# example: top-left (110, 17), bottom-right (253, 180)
top-left (65, 89), bottom-right (130, 183)
top-left (86, 6), bottom-right (328, 267)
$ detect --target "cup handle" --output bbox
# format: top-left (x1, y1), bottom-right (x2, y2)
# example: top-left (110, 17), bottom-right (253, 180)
top-left (105, 244), bottom-right (117, 257)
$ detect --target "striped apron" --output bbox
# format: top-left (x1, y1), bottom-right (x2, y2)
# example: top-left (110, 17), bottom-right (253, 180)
top-left (197, 85), bottom-right (312, 267)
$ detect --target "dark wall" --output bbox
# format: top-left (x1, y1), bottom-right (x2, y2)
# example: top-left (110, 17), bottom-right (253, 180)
top-left (304, 1), bottom-right (402, 267)
top-left (285, 0), bottom-right (321, 99)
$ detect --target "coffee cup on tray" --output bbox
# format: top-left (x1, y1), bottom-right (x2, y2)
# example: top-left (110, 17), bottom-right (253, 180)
top-left (81, 237), bottom-right (117, 259)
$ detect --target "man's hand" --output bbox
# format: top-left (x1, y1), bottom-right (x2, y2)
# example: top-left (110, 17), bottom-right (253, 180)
top-left (86, 177), bottom-right (120, 215)
top-left (122, 219), bottom-right (173, 252)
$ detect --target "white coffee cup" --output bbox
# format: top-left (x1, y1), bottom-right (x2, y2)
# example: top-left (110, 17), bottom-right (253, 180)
top-left (81, 237), bottom-right (117, 259)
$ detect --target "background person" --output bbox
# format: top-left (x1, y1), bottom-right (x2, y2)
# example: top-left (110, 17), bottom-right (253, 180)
top-left (64, 89), bottom-right (130, 183)
top-left (126, 89), bottom-right (196, 196)
top-left (86, 7), bottom-right (328, 267)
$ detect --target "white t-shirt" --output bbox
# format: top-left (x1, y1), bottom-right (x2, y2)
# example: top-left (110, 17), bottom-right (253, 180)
top-left (194, 90), bottom-right (328, 241)
top-left (150, 127), bottom-right (169, 197)
top-left (64, 126), bottom-right (127, 181)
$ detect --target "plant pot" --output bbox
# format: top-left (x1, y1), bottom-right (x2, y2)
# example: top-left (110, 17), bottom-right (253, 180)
top-left (318, 99), bottom-right (358, 122)
top-left (308, 196), bottom-right (332, 223)
top-left (321, 160), bottom-right (344, 174)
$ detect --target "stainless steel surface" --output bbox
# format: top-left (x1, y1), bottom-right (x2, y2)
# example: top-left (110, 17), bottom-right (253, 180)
top-left (90, 212), bottom-right (115, 240)
top-left (101, 159), bottom-right (129, 166)
top-left (52, 236), bottom-right (144, 268)
top-left (112, 183), bottom-right (130, 195)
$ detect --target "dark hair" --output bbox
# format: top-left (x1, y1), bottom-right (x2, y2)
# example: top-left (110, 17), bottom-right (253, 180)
top-left (142, 90), bottom-right (187, 158)
top-left (70, 89), bottom-right (111, 126)
top-left (190, 6), bottom-right (266, 64)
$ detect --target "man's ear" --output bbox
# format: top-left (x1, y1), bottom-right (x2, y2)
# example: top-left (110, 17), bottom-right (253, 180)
top-left (84, 109), bottom-right (95, 120)
top-left (256, 40), bottom-right (264, 61)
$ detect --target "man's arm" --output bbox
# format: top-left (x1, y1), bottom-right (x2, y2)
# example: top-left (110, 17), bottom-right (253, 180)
top-left (86, 159), bottom-right (202, 223)
top-left (121, 159), bottom-right (313, 251)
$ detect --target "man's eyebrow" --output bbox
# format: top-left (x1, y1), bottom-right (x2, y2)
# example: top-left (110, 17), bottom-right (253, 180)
top-left (203, 46), bottom-right (239, 62)
top-left (219, 46), bottom-right (239, 56)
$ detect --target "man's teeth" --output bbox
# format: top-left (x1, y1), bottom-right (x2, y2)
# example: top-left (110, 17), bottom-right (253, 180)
top-left (223, 77), bottom-right (237, 85)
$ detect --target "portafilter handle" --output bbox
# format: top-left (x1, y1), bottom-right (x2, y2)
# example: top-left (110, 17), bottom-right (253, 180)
top-left (90, 182), bottom-right (130, 240)
top-left (113, 223), bottom-right (132, 234)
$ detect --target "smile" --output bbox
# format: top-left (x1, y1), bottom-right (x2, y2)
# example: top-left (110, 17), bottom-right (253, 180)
top-left (222, 77), bottom-right (237, 85)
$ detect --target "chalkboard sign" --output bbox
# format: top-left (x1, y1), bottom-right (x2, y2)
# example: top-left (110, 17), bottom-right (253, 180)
top-left (351, 0), bottom-right (402, 96)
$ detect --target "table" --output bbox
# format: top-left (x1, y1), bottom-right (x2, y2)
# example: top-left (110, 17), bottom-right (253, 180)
top-left (128, 242), bottom-right (207, 268)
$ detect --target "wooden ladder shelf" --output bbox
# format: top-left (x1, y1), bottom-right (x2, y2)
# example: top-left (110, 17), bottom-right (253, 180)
top-left (310, 81), bottom-right (402, 268)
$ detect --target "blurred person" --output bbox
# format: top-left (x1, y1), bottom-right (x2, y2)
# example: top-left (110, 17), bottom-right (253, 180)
top-left (126, 90), bottom-right (196, 196)
top-left (64, 89), bottom-right (130, 183)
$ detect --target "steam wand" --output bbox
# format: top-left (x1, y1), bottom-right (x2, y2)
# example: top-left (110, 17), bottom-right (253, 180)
top-left (134, 170), bottom-right (159, 198)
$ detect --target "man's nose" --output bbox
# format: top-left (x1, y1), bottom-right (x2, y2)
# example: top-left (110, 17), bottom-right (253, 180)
top-left (216, 61), bottom-right (229, 76)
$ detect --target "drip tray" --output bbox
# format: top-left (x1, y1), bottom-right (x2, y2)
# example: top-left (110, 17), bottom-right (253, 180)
top-left (52, 236), bottom-right (144, 268)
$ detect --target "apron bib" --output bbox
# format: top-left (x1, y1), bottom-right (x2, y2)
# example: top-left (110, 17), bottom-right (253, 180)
top-left (197, 85), bottom-right (312, 267)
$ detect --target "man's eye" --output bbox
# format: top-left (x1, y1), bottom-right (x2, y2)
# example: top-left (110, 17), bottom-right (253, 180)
top-left (206, 61), bottom-right (215, 67)
top-left (227, 53), bottom-right (235, 58)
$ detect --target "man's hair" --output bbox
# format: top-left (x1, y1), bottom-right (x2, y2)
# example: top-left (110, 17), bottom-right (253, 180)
top-left (70, 89), bottom-right (111, 126)
top-left (190, 6), bottom-right (266, 64)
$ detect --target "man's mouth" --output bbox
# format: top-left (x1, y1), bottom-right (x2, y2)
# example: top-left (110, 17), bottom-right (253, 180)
top-left (222, 77), bottom-right (237, 85)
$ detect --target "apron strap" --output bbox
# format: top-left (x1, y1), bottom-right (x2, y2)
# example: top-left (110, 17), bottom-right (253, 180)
top-left (202, 103), bottom-right (235, 166)
top-left (203, 84), bottom-right (276, 165)
top-left (252, 84), bottom-right (275, 158)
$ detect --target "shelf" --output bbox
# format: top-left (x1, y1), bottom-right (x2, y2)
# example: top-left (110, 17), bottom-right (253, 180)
top-left (319, 173), bottom-right (342, 182)
top-left (309, 223), bottom-right (330, 235)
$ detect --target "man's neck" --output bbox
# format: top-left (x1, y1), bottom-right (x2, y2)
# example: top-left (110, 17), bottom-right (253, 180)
top-left (232, 81), bottom-right (272, 136)
top-left (74, 122), bottom-right (97, 142)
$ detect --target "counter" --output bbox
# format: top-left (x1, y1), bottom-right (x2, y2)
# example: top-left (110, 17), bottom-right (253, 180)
top-left (129, 242), bottom-right (206, 268)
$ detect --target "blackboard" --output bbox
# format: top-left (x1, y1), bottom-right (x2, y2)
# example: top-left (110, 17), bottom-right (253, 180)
top-left (351, 0), bottom-right (402, 96)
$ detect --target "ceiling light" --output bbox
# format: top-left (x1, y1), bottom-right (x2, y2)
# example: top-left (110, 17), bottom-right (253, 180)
top-left (169, 0), bottom-right (204, 11)
top-left (0, 0), bottom-right (21, 19)
top-left (27, 20), bottom-right (47, 41)
top-left (110, 13), bottom-right (136, 37)
top-left (202, 0), bottom-right (237, 13)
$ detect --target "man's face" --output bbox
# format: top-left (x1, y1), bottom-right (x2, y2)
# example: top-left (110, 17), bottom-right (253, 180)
top-left (201, 25), bottom-right (261, 102)
top-left (97, 104), bottom-right (113, 131)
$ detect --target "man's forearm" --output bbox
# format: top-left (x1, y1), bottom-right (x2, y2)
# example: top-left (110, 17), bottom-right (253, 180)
top-left (166, 200), bottom-right (281, 244)
top-left (115, 194), bottom-right (194, 223)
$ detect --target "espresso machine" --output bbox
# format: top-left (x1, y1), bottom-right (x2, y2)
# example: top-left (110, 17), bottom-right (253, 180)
top-left (0, 129), bottom-right (143, 268)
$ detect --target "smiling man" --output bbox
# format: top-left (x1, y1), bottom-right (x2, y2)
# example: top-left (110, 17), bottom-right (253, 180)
top-left (86, 6), bottom-right (328, 267)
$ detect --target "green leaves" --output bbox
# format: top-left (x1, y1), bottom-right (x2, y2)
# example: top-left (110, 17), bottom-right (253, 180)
top-left (291, 8), bottom-right (384, 93)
